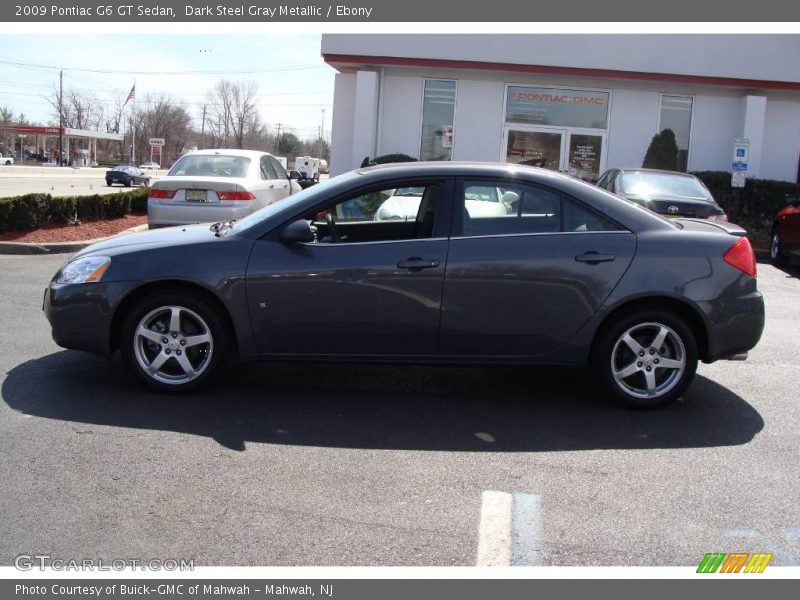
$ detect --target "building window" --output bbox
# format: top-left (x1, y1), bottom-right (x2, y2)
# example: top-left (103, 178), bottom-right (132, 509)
top-left (659, 95), bottom-right (693, 171)
top-left (420, 80), bottom-right (456, 161)
top-left (505, 86), bottom-right (609, 129)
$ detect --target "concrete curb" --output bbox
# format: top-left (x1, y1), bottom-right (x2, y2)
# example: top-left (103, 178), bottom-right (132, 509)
top-left (0, 224), bottom-right (148, 255)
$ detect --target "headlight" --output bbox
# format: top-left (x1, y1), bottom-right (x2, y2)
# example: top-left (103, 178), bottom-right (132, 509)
top-left (56, 256), bottom-right (111, 284)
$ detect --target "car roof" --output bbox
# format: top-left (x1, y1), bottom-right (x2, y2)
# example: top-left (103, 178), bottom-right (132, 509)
top-left (180, 149), bottom-right (273, 158)
top-left (616, 168), bottom-right (699, 179)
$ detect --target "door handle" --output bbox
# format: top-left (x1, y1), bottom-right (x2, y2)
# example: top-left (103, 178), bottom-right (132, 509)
top-left (575, 251), bottom-right (615, 263)
top-left (397, 258), bottom-right (440, 271)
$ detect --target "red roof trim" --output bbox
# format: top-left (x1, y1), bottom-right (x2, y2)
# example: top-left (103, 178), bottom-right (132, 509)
top-left (322, 53), bottom-right (800, 91)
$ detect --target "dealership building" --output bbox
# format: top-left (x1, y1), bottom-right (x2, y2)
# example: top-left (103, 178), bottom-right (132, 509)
top-left (322, 35), bottom-right (800, 184)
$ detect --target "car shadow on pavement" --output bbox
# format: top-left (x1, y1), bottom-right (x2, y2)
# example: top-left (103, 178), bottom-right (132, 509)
top-left (2, 351), bottom-right (764, 452)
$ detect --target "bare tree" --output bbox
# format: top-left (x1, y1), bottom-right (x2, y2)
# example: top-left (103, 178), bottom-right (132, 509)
top-left (205, 79), bottom-right (262, 149)
top-left (47, 85), bottom-right (105, 130)
top-left (128, 94), bottom-right (193, 166)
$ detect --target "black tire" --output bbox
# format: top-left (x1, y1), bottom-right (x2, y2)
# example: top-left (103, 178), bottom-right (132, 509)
top-left (124, 179), bottom-right (132, 187)
top-left (106, 179), bottom-right (113, 187)
top-left (594, 309), bottom-right (698, 409)
top-left (770, 228), bottom-right (788, 266)
top-left (119, 290), bottom-right (230, 393)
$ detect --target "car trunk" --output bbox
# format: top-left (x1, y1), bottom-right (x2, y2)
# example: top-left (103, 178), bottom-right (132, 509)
top-left (625, 194), bottom-right (721, 219)
top-left (150, 176), bottom-right (248, 204)
top-left (672, 218), bottom-right (747, 236)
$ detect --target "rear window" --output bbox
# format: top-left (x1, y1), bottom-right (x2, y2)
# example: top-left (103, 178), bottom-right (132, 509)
top-left (169, 155), bottom-right (250, 178)
top-left (620, 172), bottom-right (710, 200)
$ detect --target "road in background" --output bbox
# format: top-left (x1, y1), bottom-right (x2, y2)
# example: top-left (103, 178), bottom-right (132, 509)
top-left (0, 254), bottom-right (797, 566)
top-left (0, 165), bottom-right (164, 197)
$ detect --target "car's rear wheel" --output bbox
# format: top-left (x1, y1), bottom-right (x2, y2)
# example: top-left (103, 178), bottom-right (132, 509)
top-left (595, 309), bottom-right (698, 409)
top-left (106, 179), bottom-right (112, 187)
top-left (120, 291), bottom-right (229, 392)
top-left (770, 229), bottom-right (788, 266)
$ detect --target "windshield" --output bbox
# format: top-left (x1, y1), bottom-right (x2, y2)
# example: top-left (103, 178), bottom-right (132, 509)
top-left (620, 172), bottom-right (710, 200)
top-left (227, 174), bottom-right (357, 236)
top-left (168, 155), bottom-right (250, 178)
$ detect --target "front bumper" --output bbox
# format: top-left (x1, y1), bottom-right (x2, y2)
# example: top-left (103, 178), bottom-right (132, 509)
top-left (43, 281), bottom-right (130, 355)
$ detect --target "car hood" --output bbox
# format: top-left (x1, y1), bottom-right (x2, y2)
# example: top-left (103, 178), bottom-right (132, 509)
top-left (72, 224), bottom-right (221, 258)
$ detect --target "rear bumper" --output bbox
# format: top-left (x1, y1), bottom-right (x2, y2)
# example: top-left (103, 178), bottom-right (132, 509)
top-left (700, 290), bottom-right (765, 362)
top-left (147, 200), bottom-right (253, 227)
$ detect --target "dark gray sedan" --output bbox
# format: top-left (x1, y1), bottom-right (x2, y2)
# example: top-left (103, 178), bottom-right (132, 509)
top-left (44, 162), bottom-right (764, 408)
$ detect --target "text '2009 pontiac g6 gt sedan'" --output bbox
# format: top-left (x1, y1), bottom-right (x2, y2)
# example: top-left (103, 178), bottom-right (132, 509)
top-left (44, 162), bottom-right (764, 408)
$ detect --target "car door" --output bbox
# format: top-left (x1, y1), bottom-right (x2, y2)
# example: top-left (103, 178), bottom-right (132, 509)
top-left (268, 156), bottom-right (292, 199)
top-left (245, 178), bottom-right (453, 356)
top-left (257, 155), bottom-right (285, 209)
top-left (440, 177), bottom-right (636, 357)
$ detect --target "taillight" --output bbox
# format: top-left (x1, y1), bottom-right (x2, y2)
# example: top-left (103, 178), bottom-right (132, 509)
top-left (723, 237), bottom-right (757, 277)
top-left (149, 189), bottom-right (176, 199)
top-left (217, 191), bottom-right (255, 201)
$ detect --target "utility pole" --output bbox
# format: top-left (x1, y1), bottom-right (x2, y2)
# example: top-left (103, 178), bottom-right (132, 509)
top-left (318, 108), bottom-right (325, 160)
top-left (58, 70), bottom-right (63, 166)
top-left (199, 104), bottom-right (207, 150)
top-left (275, 122), bottom-right (283, 155)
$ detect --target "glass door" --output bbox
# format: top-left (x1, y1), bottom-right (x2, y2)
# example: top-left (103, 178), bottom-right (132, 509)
top-left (565, 130), bottom-right (606, 183)
top-left (504, 125), bottom-right (607, 182)
top-left (503, 126), bottom-right (566, 172)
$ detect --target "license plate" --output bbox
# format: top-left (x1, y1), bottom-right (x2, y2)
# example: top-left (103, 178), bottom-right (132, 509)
top-left (185, 189), bottom-right (207, 202)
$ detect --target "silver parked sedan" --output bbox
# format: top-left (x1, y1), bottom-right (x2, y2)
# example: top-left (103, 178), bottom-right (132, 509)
top-left (147, 149), bottom-right (302, 228)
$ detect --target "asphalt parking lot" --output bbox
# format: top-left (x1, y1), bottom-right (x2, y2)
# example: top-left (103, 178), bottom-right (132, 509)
top-left (0, 252), bottom-right (798, 566)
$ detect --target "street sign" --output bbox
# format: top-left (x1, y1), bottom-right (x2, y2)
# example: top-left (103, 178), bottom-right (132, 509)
top-left (148, 137), bottom-right (165, 147)
top-left (731, 162), bottom-right (748, 172)
top-left (733, 139), bottom-right (749, 163)
top-left (731, 171), bottom-right (746, 188)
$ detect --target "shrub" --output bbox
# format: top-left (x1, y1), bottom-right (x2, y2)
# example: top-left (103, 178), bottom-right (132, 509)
top-left (0, 193), bottom-right (50, 231)
top-left (692, 171), bottom-right (798, 230)
top-left (643, 129), bottom-right (679, 171)
top-left (0, 187), bottom-right (149, 232)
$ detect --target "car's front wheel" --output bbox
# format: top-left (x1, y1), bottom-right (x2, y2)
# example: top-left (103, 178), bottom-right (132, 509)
top-left (120, 291), bottom-right (229, 392)
top-left (106, 179), bottom-right (113, 187)
top-left (770, 229), bottom-right (788, 266)
top-left (595, 309), bottom-right (698, 409)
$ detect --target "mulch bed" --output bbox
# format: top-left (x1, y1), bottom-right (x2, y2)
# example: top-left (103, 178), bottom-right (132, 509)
top-left (0, 214), bottom-right (147, 244)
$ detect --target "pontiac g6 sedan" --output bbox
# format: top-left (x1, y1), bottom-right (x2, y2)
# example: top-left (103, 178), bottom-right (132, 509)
top-left (44, 163), bottom-right (765, 408)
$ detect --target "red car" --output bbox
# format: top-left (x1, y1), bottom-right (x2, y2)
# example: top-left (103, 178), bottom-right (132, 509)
top-left (771, 194), bottom-right (800, 266)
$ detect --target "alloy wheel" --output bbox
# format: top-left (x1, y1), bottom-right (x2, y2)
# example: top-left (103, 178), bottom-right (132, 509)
top-left (133, 305), bottom-right (214, 385)
top-left (771, 232), bottom-right (780, 261)
top-left (610, 322), bottom-right (686, 399)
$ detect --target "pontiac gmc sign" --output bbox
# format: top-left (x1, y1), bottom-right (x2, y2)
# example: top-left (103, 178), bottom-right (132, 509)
top-left (506, 86), bottom-right (610, 129)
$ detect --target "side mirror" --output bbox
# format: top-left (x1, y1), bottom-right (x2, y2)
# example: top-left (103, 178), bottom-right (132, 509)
top-left (279, 219), bottom-right (314, 244)
top-left (289, 170), bottom-right (301, 180)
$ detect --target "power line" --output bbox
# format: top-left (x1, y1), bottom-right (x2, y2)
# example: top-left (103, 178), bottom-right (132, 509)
top-left (0, 56), bottom-right (329, 76)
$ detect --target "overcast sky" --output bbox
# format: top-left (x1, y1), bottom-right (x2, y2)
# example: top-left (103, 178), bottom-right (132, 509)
top-left (0, 34), bottom-right (335, 141)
